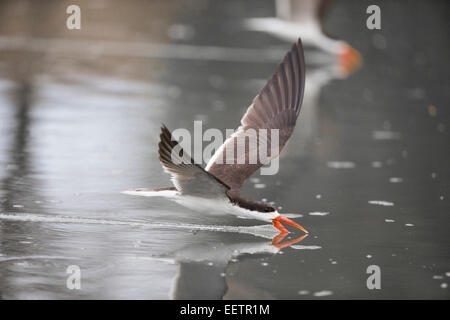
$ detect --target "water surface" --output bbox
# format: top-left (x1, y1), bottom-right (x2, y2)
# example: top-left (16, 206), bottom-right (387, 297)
top-left (0, 0), bottom-right (449, 299)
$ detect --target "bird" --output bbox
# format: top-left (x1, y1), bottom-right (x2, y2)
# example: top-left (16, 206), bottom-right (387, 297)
top-left (244, 0), bottom-right (361, 74)
top-left (122, 39), bottom-right (308, 234)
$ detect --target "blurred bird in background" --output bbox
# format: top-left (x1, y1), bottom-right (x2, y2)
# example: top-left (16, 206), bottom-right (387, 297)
top-left (245, 0), bottom-right (361, 75)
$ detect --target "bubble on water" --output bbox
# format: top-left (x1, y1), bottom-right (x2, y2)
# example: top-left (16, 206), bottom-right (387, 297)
top-left (220, 272), bottom-right (226, 277)
top-left (207, 262), bottom-right (214, 266)
top-left (277, 206), bottom-right (283, 210)
top-left (13, 204), bottom-right (24, 208)
top-left (385, 219), bottom-right (395, 223)
top-left (331, 261), bottom-right (337, 265)
top-left (405, 223), bottom-right (414, 227)
top-left (314, 290), bottom-right (333, 297)
top-left (372, 131), bottom-right (401, 140)
top-left (441, 283), bottom-right (448, 289)
top-left (316, 194), bottom-right (322, 199)
top-left (366, 255), bottom-right (372, 259)
top-left (440, 196), bottom-right (444, 200)
top-left (433, 275), bottom-right (444, 280)
top-left (309, 212), bottom-right (329, 216)
top-left (372, 161), bottom-right (383, 168)
top-left (431, 172), bottom-right (437, 179)
top-left (327, 161), bottom-right (355, 169)
top-left (254, 183), bottom-right (266, 189)
top-left (261, 262), bottom-right (268, 267)
top-left (298, 290), bottom-right (310, 295)
top-left (250, 178), bottom-right (260, 184)
top-left (389, 177), bottom-right (403, 183)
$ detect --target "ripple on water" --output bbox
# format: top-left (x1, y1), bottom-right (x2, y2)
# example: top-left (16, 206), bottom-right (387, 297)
top-left (327, 161), bottom-right (355, 169)
top-left (308, 212), bottom-right (329, 216)
top-left (290, 245), bottom-right (322, 250)
top-left (283, 213), bottom-right (303, 218)
top-left (313, 290), bottom-right (333, 297)
top-left (0, 255), bottom-right (79, 263)
top-left (369, 200), bottom-right (394, 206)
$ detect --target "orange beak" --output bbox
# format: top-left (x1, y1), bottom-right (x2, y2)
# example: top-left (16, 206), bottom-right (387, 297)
top-left (272, 215), bottom-right (308, 234)
top-left (272, 232), bottom-right (308, 249)
top-left (339, 45), bottom-right (362, 75)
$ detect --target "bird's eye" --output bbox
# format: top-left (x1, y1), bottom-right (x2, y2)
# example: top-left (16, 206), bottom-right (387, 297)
top-left (264, 207), bottom-right (271, 212)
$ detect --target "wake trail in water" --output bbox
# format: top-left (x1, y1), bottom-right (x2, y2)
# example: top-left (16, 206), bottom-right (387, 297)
top-left (0, 255), bottom-right (79, 262)
top-left (0, 214), bottom-right (277, 239)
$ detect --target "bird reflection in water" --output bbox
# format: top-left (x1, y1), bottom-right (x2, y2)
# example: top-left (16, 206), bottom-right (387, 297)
top-left (166, 232), bottom-right (308, 299)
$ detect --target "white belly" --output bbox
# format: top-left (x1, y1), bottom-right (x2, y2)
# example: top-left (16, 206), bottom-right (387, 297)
top-left (122, 189), bottom-right (279, 222)
top-left (174, 196), bottom-right (278, 222)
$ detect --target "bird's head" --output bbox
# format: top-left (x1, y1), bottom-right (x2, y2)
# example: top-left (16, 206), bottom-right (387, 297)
top-left (233, 198), bottom-right (278, 215)
top-left (231, 197), bottom-right (308, 234)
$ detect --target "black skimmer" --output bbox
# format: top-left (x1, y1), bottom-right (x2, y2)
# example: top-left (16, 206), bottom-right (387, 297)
top-left (123, 39), bottom-right (308, 234)
top-left (244, 0), bottom-right (361, 74)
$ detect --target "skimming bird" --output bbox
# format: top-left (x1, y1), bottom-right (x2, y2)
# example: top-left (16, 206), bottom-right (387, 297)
top-left (123, 39), bottom-right (307, 234)
top-left (244, 0), bottom-right (361, 74)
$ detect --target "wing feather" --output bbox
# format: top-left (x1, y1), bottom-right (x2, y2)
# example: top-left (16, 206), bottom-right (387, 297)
top-left (206, 39), bottom-right (306, 191)
top-left (158, 126), bottom-right (230, 198)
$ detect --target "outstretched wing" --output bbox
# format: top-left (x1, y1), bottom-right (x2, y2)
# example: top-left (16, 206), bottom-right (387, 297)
top-left (159, 126), bottom-right (230, 198)
top-left (205, 39), bottom-right (306, 191)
